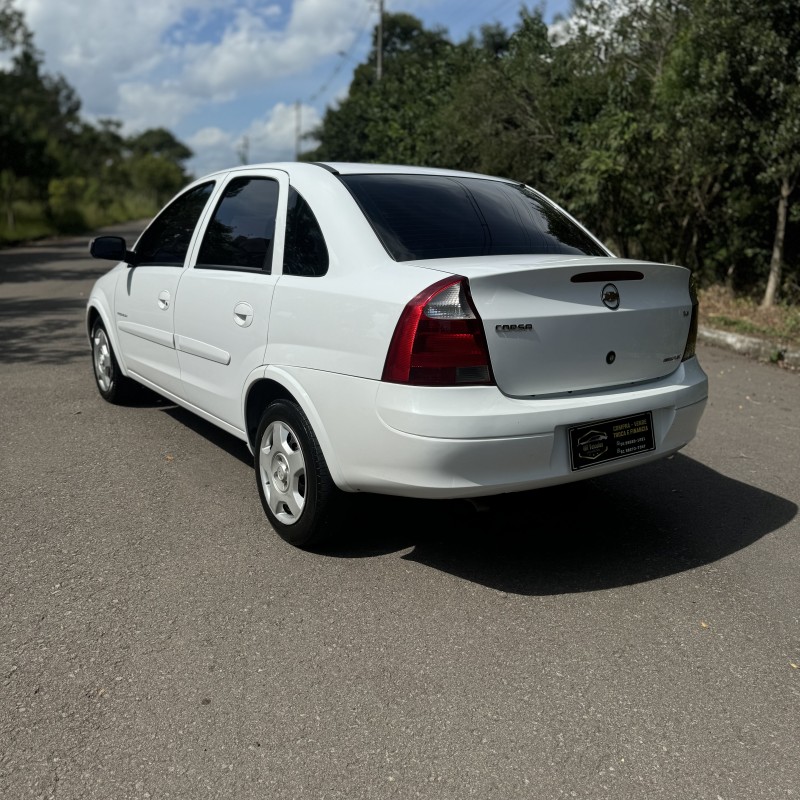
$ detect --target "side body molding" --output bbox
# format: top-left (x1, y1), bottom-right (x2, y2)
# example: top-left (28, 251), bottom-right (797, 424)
top-left (117, 320), bottom-right (176, 350)
top-left (175, 334), bottom-right (231, 365)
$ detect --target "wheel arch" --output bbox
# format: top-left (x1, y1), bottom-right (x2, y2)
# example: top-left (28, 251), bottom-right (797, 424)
top-left (243, 367), bottom-right (353, 492)
top-left (86, 300), bottom-right (129, 377)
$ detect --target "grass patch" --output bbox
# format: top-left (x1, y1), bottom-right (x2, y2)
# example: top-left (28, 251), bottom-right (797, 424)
top-left (0, 200), bottom-right (59, 245)
top-left (700, 285), bottom-right (800, 348)
top-left (1, 193), bottom-right (158, 248)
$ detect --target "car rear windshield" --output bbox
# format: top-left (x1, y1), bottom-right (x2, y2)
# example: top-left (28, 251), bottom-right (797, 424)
top-left (339, 174), bottom-right (608, 261)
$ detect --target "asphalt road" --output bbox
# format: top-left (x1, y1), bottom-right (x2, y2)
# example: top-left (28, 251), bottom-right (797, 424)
top-left (1, 225), bottom-right (798, 800)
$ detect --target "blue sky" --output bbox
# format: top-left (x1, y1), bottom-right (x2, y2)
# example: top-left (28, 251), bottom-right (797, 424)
top-left (14, 0), bottom-right (573, 176)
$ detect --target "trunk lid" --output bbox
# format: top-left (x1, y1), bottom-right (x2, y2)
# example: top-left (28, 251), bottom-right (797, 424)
top-left (420, 256), bottom-right (694, 396)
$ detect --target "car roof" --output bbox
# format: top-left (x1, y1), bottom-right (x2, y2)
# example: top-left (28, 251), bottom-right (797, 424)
top-left (316, 162), bottom-right (511, 181)
top-left (200, 161), bottom-right (514, 184)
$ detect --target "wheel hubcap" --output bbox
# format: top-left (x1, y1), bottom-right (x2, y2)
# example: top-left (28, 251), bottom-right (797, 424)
top-left (272, 453), bottom-right (290, 492)
top-left (92, 329), bottom-right (114, 393)
top-left (259, 420), bottom-right (306, 525)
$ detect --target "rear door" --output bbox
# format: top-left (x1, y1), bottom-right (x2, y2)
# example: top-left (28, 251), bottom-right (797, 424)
top-left (173, 169), bottom-right (287, 430)
top-left (113, 182), bottom-right (215, 396)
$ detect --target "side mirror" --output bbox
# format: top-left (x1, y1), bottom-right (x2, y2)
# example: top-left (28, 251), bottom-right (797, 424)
top-left (89, 236), bottom-right (137, 265)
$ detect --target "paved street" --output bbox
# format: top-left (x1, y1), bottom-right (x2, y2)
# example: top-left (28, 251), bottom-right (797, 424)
top-left (1, 227), bottom-right (798, 799)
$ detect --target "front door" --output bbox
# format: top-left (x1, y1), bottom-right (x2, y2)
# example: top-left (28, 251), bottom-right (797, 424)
top-left (173, 170), bottom-right (287, 430)
top-left (114, 181), bottom-right (215, 397)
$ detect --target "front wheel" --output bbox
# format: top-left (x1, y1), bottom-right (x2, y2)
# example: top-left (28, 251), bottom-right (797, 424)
top-left (255, 399), bottom-right (342, 549)
top-left (91, 320), bottom-right (136, 404)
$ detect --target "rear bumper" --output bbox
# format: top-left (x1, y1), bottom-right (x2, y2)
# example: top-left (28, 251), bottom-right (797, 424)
top-left (286, 358), bottom-right (708, 498)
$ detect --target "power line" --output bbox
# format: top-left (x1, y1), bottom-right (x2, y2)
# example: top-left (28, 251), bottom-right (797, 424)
top-left (295, 1), bottom-right (376, 158)
top-left (308, 1), bottom-right (375, 103)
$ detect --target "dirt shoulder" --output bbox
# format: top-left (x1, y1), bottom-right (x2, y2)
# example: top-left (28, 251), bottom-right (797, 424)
top-left (698, 285), bottom-right (800, 370)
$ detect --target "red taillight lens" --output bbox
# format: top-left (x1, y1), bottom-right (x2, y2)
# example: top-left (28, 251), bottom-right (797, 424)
top-left (682, 273), bottom-right (699, 362)
top-left (382, 277), bottom-right (494, 386)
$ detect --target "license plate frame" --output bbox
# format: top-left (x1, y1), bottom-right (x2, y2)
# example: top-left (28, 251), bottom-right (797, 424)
top-left (568, 411), bottom-right (656, 471)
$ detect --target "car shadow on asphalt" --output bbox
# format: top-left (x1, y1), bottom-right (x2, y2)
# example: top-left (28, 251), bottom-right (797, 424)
top-left (162, 405), bottom-right (254, 466)
top-left (325, 455), bottom-right (797, 595)
top-left (153, 399), bottom-right (796, 595)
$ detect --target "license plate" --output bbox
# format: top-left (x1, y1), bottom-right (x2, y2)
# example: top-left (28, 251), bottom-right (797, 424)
top-left (568, 412), bottom-right (655, 471)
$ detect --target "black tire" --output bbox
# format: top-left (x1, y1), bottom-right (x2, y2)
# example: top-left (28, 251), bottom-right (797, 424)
top-left (90, 320), bottom-right (137, 404)
top-left (254, 399), bottom-right (342, 549)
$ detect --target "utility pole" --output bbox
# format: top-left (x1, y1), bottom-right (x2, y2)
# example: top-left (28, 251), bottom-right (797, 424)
top-left (376, 0), bottom-right (384, 82)
top-left (294, 100), bottom-right (301, 161)
top-left (236, 135), bottom-right (249, 165)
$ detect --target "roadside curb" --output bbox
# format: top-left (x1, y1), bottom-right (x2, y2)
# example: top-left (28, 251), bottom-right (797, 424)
top-left (698, 325), bottom-right (800, 368)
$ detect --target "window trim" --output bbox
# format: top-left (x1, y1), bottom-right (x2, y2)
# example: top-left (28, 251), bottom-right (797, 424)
top-left (193, 263), bottom-right (270, 275)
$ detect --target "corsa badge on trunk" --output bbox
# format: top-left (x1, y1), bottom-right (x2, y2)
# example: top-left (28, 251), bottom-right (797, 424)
top-left (602, 283), bottom-right (620, 310)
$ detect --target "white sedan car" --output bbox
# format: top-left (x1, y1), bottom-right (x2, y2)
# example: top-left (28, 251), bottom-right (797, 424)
top-left (87, 162), bottom-right (708, 547)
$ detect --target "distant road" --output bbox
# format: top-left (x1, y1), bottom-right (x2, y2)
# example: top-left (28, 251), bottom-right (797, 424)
top-left (1, 227), bottom-right (799, 799)
top-left (0, 220), bottom-right (147, 365)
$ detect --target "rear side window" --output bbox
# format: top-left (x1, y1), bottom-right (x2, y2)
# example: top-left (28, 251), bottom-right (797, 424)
top-left (282, 187), bottom-right (329, 277)
top-left (135, 182), bottom-right (214, 266)
top-left (340, 174), bottom-right (607, 261)
top-left (197, 177), bottom-right (279, 272)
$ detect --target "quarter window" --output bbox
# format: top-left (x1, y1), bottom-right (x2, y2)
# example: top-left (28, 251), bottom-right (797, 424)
top-left (135, 182), bottom-right (214, 266)
top-left (197, 177), bottom-right (279, 272)
top-left (283, 187), bottom-right (329, 277)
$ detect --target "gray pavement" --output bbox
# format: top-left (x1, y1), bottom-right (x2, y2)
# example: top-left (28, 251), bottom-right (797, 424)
top-left (1, 228), bottom-right (799, 799)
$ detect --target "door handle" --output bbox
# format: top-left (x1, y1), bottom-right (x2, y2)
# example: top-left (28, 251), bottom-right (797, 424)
top-left (233, 302), bottom-right (254, 328)
top-left (158, 290), bottom-right (170, 310)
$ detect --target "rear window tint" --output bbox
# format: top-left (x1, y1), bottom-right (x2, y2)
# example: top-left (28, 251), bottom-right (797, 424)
top-left (340, 174), bottom-right (607, 261)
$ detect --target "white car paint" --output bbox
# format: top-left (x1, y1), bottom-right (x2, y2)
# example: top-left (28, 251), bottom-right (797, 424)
top-left (113, 264), bottom-right (184, 396)
top-left (87, 161), bottom-right (708, 543)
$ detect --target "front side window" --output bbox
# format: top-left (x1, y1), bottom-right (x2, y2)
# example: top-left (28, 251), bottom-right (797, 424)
top-left (135, 182), bottom-right (214, 266)
top-left (282, 187), bottom-right (329, 277)
top-left (196, 177), bottom-right (279, 272)
top-left (340, 174), bottom-right (608, 261)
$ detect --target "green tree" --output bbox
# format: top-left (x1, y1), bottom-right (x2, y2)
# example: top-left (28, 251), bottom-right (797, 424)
top-left (128, 127), bottom-right (193, 165)
top-left (127, 153), bottom-right (186, 207)
top-left (435, 10), bottom-right (564, 183)
top-left (1, 4), bottom-right (80, 194)
top-left (306, 13), bottom-right (473, 165)
top-left (1, 0), bottom-right (193, 241)
top-left (659, 0), bottom-right (800, 303)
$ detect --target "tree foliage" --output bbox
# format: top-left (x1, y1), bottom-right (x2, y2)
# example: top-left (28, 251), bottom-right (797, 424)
top-left (0, 0), bottom-right (192, 242)
top-left (308, 2), bottom-right (800, 305)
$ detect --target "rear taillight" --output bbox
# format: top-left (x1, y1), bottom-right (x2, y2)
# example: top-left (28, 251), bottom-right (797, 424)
top-left (382, 277), bottom-right (494, 386)
top-left (682, 273), bottom-right (699, 361)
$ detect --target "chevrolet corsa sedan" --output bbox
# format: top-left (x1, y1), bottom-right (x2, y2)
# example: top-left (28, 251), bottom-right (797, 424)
top-left (87, 162), bottom-right (708, 548)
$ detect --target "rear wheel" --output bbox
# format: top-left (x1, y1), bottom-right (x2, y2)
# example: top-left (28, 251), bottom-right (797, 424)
top-left (255, 399), bottom-right (342, 549)
top-left (91, 320), bottom-right (136, 404)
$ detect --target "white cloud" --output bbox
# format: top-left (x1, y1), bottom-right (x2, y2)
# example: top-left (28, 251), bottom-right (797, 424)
top-left (244, 101), bottom-right (320, 162)
top-left (186, 102), bottom-right (321, 177)
top-left (178, 2), bottom-right (357, 99)
top-left (15, 0), bottom-right (205, 112)
top-left (15, 0), bottom-right (366, 133)
top-left (186, 126), bottom-right (236, 176)
top-left (188, 126), bottom-right (231, 150)
top-left (118, 82), bottom-right (204, 132)
top-left (10, 0), bottom-right (573, 177)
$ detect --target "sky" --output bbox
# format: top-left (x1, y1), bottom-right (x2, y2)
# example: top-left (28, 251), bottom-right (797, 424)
top-left (13, 0), bottom-right (573, 177)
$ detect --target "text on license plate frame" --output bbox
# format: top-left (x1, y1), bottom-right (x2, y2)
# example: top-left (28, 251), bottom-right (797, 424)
top-left (568, 411), bottom-right (655, 471)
